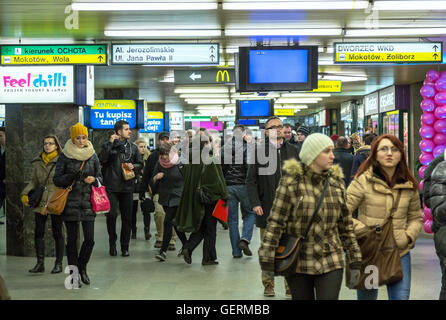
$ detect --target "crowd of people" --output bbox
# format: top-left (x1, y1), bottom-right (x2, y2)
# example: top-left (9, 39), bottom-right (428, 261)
top-left (2, 116), bottom-right (444, 301)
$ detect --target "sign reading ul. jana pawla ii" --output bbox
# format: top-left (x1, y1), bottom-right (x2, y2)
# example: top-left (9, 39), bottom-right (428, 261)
top-left (112, 44), bottom-right (219, 65)
top-left (334, 42), bottom-right (443, 64)
top-left (0, 45), bottom-right (107, 65)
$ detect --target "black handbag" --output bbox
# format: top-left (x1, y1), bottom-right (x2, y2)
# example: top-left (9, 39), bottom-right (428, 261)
top-left (274, 175), bottom-right (330, 277)
top-left (140, 198), bottom-right (155, 213)
top-left (197, 164), bottom-right (214, 204)
top-left (28, 164), bottom-right (56, 208)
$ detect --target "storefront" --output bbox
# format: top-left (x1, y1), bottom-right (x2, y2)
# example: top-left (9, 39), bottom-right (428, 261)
top-left (318, 109), bottom-right (330, 135)
top-left (329, 109), bottom-right (339, 136)
top-left (356, 99), bottom-right (365, 136)
top-left (340, 101), bottom-right (353, 137)
top-left (364, 91), bottom-right (379, 135)
top-left (379, 85), bottom-right (410, 162)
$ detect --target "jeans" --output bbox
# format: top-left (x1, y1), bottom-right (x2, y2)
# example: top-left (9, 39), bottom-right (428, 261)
top-left (357, 252), bottom-right (411, 300)
top-left (65, 221), bottom-right (95, 271)
top-left (161, 206), bottom-right (187, 253)
top-left (106, 192), bottom-right (133, 251)
top-left (286, 269), bottom-right (344, 300)
top-left (227, 185), bottom-right (256, 257)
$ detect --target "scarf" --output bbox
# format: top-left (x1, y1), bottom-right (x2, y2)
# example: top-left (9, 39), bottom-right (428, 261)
top-left (159, 152), bottom-right (179, 169)
top-left (62, 139), bottom-right (95, 161)
top-left (42, 150), bottom-right (58, 165)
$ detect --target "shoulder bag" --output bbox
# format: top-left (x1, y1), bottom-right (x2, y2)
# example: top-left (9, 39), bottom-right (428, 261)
top-left (28, 163), bottom-right (56, 208)
top-left (274, 175), bottom-right (330, 277)
top-left (91, 180), bottom-right (110, 214)
top-left (345, 189), bottom-right (403, 290)
top-left (43, 161), bottom-right (85, 215)
top-left (121, 142), bottom-right (135, 181)
top-left (197, 164), bottom-right (214, 204)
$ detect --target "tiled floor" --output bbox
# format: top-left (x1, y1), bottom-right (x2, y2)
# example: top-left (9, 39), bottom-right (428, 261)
top-left (0, 215), bottom-right (442, 300)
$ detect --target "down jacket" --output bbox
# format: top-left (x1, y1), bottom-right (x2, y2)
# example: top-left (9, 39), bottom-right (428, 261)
top-left (423, 154), bottom-right (446, 233)
top-left (346, 166), bottom-right (423, 257)
top-left (53, 140), bottom-right (102, 222)
top-left (259, 159), bottom-right (362, 275)
top-left (21, 153), bottom-right (59, 214)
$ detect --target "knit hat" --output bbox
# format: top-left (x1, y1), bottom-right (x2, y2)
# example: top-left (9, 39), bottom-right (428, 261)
top-left (70, 123), bottom-right (88, 141)
top-left (330, 134), bottom-right (339, 142)
top-left (297, 125), bottom-right (311, 137)
top-left (299, 133), bottom-right (334, 166)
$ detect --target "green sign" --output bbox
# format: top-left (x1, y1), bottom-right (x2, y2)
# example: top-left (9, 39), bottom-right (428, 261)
top-left (1, 45), bottom-right (107, 65)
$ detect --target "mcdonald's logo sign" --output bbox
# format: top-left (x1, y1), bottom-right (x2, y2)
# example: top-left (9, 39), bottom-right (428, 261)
top-left (216, 70), bottom-right (230, 82)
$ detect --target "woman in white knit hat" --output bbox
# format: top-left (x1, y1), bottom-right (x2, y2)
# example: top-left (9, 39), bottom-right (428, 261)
top-left (259, 133), bottom-right (362, 300)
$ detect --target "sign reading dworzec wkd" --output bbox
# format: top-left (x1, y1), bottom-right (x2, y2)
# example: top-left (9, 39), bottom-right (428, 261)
top-left (335, 42), bottom-right (443, 64)
top-left (112, 44), bottom-right (219, 65)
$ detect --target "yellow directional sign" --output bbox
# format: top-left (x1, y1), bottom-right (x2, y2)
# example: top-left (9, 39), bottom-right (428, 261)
top-left (274, 109), bottom-right (295, 116)
top-left (312, 80), bottom-right (342, 93)
top-left (334, 42), bottom-right (443, 64)
top-left (93, 100), bottom-right (135, 109)
top-left (1, 45), bottom-right (107, 65)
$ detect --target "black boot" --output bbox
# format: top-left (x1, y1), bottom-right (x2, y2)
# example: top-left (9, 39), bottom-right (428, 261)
top-left (144, 227), bottom-right (151, 240)
top-left (29, 239), bottom-right (45, 273)
top-left (131, 228), bottom-right (137, 239)
top-left (109, 243), bottom-right (117, 257)
top-left (79, 264), bottom-right (90, 285)
top-left (51, 238), bottom-right (64, 274)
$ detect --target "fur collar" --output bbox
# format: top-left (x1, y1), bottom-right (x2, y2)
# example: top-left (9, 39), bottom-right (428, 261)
top-left (62, 139), bottom-right (95, 161)
top-left (283, 158), bottom-right (344, 181)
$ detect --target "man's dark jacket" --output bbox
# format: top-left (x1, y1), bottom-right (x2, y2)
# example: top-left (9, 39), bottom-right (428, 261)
top-left (333, 147), bottom-right (354, 186)
top-left (221, 137), bottom-right (249, 186)
top-left (423, 154), bottom-right (446, 233)
top-left (141, 147), bottom-right (160, 192)
top-left (246, 139), bottom-right (299, 228)
top-left (98, 139), bottom-right (143, 193)
top-left (351, 146), bottom-right (371, 178)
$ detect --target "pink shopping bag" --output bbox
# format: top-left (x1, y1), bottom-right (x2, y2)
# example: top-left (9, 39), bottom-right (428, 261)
top-left (90, 181), bottom-right (110, 214)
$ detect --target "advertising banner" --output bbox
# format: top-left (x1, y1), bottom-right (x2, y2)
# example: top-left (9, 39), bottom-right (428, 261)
top-left (91, 100), bottom-right (136, 129)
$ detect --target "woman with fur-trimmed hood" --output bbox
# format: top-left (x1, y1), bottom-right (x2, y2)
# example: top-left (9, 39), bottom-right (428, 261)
top-left (53, 123), bottom-right (102, 287)
top-left (259, 133), bottom-right (362, 300)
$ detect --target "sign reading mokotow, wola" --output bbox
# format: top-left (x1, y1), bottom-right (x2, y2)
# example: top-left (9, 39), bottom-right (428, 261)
top-left (112, 44), bottom-right (219, 65)
top-left (334, 42), bottom-right (443, 63)
top-left (0, 45), bottom-right (107, 65)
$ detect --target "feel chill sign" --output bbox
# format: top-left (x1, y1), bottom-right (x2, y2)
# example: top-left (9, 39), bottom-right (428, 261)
top-left (91, 100), bottom-right (136, 129)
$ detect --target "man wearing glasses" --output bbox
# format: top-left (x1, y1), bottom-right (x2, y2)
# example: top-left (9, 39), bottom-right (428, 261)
top-left (246, 116), bottom-right (299, 298)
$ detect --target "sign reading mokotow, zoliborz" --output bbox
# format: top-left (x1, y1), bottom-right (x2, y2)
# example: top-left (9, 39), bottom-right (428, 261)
top-left (111, 44), bottom-right (219, 65)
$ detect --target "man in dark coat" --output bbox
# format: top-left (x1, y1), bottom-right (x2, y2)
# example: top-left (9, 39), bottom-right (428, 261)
top-left (99, 120), bottom-right (143, 257)
top-left (423, 152), bottom-right (446, 300)
top-left (221, 125), bottom-right (256, 258)
top-left (246, 116), bottom-right (299, 297)
top-left (350, 133), bottom-right (377, 178)
top-left (333, 136), bottom-right (354, 187)
top-left (296, 125), bottom-right (310, 151)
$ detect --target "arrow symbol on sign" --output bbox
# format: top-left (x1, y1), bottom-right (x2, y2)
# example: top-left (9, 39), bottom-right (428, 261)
top-left (210, 46), bottom-right (215, 53)
top-left (98, 56), bottom-right (104, 62)
top-left (189, 72), bottom-right (202, 81)
top-left (98, 47), bottom-right (104, 53)
top-left (433, 45), bottom-right (439, 52)
top-left (210, 54), bottom-right (215, 61)
top-left (433, 53), bottom-right (439, 60)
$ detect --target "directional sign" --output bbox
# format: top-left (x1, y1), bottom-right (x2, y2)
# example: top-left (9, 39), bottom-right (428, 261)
top-left (274, 109), bottom-right (295, 116)
top-left (174, 68), bottom-right (234, 84)
top-left (0, 45), bottom-right (107, 65)
top-left (334, 42), bottom-right (443, 64)
top-left (144, 111), bottom-right (164, 132)
top-left (112, 44), bottom-right (219, 65)
top-left (311, 80), bottom-right (342, 93)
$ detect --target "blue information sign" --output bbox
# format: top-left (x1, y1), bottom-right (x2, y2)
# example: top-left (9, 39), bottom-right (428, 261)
top-left (90, 100), bottom-right (136, 129)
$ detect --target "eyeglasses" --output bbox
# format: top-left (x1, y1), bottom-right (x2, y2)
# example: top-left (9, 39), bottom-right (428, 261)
top-left (378, 146), bottom-right (400, 154)
top-left (43, 142), bottom-right (55, 146)
top-left (266, 125), bottom-right (283, 130)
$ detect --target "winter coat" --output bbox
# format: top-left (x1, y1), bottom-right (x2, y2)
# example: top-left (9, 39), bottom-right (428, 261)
top-left (174, 149), bottom-right (229, 233)
top-left (350, 145), bottom-right (371, 178)
top-left (423, 154), bottom-right (446, 233)
top-left (221, 137), bottom-right (249, 186)
top-left (142, 148), bottom-right (160, 192)
top-left (151, 161), bottom-right (184, 207)
top-left (246, 139), bottom-right (300, 228)
top-left (333, 148), bottom-right (354, 187)
top-left (258, 159), bottom-right (362, 275)
top-left (346, 166), bottom-right (423, 257)
top-left (53, 140), bottom-right (102, 222)
top-left (98, 139), bottom-right (143, 193)
top-left (21, 153), bottom-right (59, 214)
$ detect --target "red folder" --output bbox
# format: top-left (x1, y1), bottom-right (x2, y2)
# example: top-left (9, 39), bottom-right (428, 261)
top-left (212, 199), bottom-right (228, 223)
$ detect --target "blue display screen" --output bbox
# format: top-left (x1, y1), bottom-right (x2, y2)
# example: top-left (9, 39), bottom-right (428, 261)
top-left (249, 49), bottom-right (308, 84)
top-left (238, 119), bottom-right (257, 125)
top-left (239, 100), bottom-right (270, 117)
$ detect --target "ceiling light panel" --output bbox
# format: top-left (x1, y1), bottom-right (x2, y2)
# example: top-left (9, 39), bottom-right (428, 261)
top-left (105, 30), bottom-right (221, 37)
top-left (346, 28), bottom-right (446, 37)
top-left (72, 1), bottom-right (218, 11)
top-left (223, 1), bottom-right (368, 10)
top-left (175, 87), bottom-right (230, 94)
top-left (225, 28), bottom-right (342, 36)
top-left (373, 1), bottom-right (446, 10)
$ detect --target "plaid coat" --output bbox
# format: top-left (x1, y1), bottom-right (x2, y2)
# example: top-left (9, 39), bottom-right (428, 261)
top-left (258, 159), bottom-right (362, 275)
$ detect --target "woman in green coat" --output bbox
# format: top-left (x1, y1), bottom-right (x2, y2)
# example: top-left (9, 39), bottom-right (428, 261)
top-left (174, 132), bottom-right (229, 265)
top-left (21, 135), bottom-right (64, 274)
